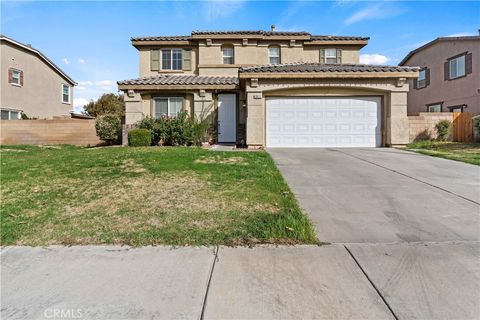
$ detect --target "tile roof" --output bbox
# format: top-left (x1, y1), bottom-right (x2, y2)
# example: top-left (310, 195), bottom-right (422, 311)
top-left (131, 35), bottom-right (191, 41)
top-left (117, 74), bottom-right (239, 86)
top-left (192, 30), bottom-right (311, 36)
top-left (239, 63), bottom-right (419, 73)
top-left (311, 35), bottom-right (370, 41)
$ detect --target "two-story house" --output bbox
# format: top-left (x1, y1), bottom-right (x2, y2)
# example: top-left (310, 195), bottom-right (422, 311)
top-left (399, 35), bottom-right (479, 115)
top-left (118, 28), bottom-right (418, 148)
top-left (1, 35), bottom-right (76, 120)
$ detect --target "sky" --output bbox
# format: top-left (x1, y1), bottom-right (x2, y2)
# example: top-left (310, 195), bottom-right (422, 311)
top-left (1, 0), bottom-right (479, 112)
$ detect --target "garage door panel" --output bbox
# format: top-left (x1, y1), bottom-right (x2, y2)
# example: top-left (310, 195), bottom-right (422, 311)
top-left (266, 97), bottom-right (381, 148)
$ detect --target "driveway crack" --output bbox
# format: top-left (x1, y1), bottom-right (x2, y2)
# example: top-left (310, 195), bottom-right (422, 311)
top-left (200, 245), bottom-right (219, 320)
top-left (344, 245), bottom-right (399, 320)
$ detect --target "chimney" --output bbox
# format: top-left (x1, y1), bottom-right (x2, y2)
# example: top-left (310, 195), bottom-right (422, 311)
top-left (271, 25), bottom-right (276, 32)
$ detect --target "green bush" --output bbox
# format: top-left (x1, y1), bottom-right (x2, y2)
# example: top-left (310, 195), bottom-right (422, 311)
top-left (128, 129), bottom-right (152, 147)
top-left (435, 120), bottom-right (452, 141)
top-left (95, 114), bottom-right (121, 145)
top-left (136, 112), bottom-right (211, 146)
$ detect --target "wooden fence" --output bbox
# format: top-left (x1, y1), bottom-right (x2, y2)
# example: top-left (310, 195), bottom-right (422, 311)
top-left (0, 119), bottom-right (102, 146)
top-left (452, 112), bottom-right (474, 142)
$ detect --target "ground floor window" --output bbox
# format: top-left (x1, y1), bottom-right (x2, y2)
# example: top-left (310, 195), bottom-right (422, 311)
top-left (427, 103), bottom-right (442, 112)
top-left (154, 97), bottom-right (183, 118)
top-left (448, 105), bottom-right (466, 112)
top-left (1, 109), bottom-right (21, 120)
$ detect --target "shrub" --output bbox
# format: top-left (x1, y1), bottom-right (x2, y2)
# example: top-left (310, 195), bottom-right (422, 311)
top-left (128, 129), bottom-right (152, 147)
top-left (95, 114), bottom-right (121, 145)
top-left (435, 119), bottom-right (452, 141)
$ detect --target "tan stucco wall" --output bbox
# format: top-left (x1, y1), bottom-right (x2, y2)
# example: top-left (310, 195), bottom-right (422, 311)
top-left (244, 78), bottom-right (410, 147)
top-left (0, 42), bottom-right (74, 119)
top-left (403, 39), bottom-right (480, 115)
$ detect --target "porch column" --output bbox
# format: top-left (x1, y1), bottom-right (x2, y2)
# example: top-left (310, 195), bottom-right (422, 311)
top-left (387, 91), bottom-right (409, 145)
top-left (192, 91), bottom-right (214, 122)
top-left (246, 91), bottom-right (265, 147)
top-left (124, 91), bottom-right (143, 125)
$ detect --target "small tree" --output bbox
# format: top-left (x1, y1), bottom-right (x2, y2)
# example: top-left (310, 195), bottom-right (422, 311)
top-left (95, 114), bottom-right (121, 145)
top-left (435, 120), bottom-right (452, 141)
top-left (84, 93), bottom-right (125, 117)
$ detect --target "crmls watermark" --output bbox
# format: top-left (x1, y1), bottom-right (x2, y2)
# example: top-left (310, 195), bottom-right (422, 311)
top-left (44, 308), bottom-right (83, 319)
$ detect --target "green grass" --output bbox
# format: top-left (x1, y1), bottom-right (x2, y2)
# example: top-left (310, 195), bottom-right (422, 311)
top-left (406, 141), bottom-right (480, 165)
top-left (0, 145), bottom-right (318, 246)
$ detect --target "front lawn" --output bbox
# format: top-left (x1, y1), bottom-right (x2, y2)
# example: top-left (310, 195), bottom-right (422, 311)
top-left (0, 145), bottom-right (317, 246)
top-left (406, 141), bottom-right (480, 165)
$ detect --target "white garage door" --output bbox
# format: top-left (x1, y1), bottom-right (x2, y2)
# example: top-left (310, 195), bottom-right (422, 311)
top-left (266, 97), bottom-right (382, 148)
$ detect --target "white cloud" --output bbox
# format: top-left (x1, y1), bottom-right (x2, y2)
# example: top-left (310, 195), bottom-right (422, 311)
top-left (360, 54), bottom-right (391, 65)
top-left (78, 58), bottom-right (85, 64)
top-left (62, 58), bottom-right (69, 65)
top-left (445, 32), bottom-right (476, 37)
top-left (345, 3), bottom-right (405, 25)
top-left (203, 0), bottom-right (245, 20)
top-left (73, 80), bottom-right (116, 112)
top-left (73, 97), bottom-right (91, 112)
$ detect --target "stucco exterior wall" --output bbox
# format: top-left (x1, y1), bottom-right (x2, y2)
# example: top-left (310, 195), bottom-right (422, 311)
top-left (403, 39), bottom-right (480, 115)
top-left (0, 42), bottom-right (74, 119)
top-left (244, 78), bottom-right (410, 147)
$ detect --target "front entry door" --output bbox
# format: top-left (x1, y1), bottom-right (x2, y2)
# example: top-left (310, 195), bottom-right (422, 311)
top-left (217, 94), bottom-right (236, 143)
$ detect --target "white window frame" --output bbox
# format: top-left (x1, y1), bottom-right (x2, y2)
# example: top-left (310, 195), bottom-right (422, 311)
top-left (268, 46), bottom-right (280, 64)
top-left (427, 103), bottom-right (442, 113)
top-left (449, 54), bottom-right (466, 79)
top-left (324, 48), bottom-right (337, 64)
top-left (153, 97), bottom-right (184, 118)
top-left (222, 47), bottom-right (234, 64)
top-left (161, 48), bottom-right (183, 70)
top-left (10, 69), bottom-right (21, 86)
top-left (1, 109), bottom-right (22, 120)
top-left (62, 84), bottom-right (71, 104)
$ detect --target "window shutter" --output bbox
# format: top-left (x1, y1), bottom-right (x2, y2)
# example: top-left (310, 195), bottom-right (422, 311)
top-left (20, 71), bottom-right (24, 86)
top-left (444, 61), bottom-right (449, 80)
top-left (182, 49), bottom-right (192, 71)
top-left (336, 49), bottom-right (342, 64)
top-left (465, 52), bottom-right (473, 75)
top-left (8, 68), bottom-right (12, 83)
top-left (320, 49), bottom-right (325, 64)
top-left (413, 78), bottom-right (418, 90)
top-left (151, 49), bottom-right (160, 71)
top-left (425, 68), bottom-right (430, 86)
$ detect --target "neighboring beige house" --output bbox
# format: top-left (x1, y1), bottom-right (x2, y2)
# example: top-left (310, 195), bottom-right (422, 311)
top-left (399, 36), bottom-right (479, 115)
top-left (0, 35), bottom-right (76, 120)
top-left (118, 28), bottom-right (418, 148)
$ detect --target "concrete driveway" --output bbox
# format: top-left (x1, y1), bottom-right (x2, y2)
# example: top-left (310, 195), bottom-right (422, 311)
top-left (270, 148), bottom-right (480, 319)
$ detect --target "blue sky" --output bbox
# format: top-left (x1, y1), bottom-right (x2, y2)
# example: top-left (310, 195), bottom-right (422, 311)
top-left (2, 0), bottom-right (479, 111)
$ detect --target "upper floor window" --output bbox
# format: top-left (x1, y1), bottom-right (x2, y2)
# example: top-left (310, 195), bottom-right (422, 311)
top-left (222, 46), bottom-right (234, 64)
top-left (445, 52), bottom-right (472, 80)
top-left (321, 48), bottom-right (341, 64)
top-left (162, 49), bottom-right (183, 70)
top-left (269, 46), bottom-right (280, 64)
top-left (415, 67), bottom-right (429, 89)
top-left (62, 84), bottom-right (71, 104)
top-left (8, 68), bottom-right (23, 86)
top-left (154, 97), bottom-right (183, 118)
top-left (427, 102), bottom-right (442, 113)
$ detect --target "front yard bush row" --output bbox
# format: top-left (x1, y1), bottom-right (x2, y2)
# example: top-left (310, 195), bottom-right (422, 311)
top-left (95, 114), bottom-right (121, 145)
top-left (128, 129), bottom-right (152, 147)
top-left (136, 112), bottom-right (211, 147)
top-left (435, 120), bottom-right (452, 141)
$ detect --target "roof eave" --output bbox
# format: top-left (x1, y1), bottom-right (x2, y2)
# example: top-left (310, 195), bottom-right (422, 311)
top-left (304, 40), bottom-right (368, 47)
top-left (238, 71), bottom-right (419, 79)
top-left (117, 84), bottom-right (239, 91)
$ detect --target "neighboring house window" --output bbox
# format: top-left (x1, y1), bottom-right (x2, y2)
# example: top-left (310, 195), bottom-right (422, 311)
top-left (222, 46), bottom-right (234, 64)
top-left (62, 84), bottom-right (71, 104)
top-left (320, 48), bottom-right (341, 64)
top-left (269, 46), bottom-right (280, 64)
top-left (445, 52), bottom-right (472, 80)
top-left (154, 97), bottom-right (183, 118)
top-left (161, 49), bottom-right (182, 70)
top-left (1, 109), bottom-right (21, 120)
top-left (448, 105), bottom-right (466, 113)
top-left (8, 68), bottom-right (23, 86)
top-left (415, 68), bottom-right (429, 89)
top-left (427, 103), bottom-right (443, 112)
